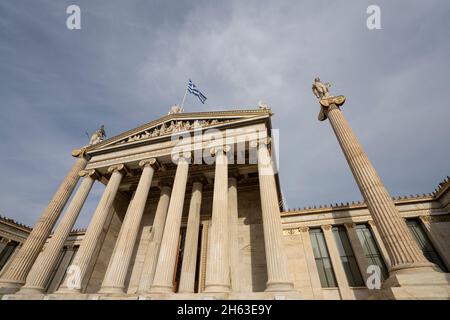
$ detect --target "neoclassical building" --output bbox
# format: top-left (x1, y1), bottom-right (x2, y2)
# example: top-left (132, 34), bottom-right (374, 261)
top-left (0, 94), bottom-right (449, 299)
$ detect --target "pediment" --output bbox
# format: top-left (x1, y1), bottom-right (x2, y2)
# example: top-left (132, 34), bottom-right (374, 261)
top-left (86, 109), bottom-right (271, 153)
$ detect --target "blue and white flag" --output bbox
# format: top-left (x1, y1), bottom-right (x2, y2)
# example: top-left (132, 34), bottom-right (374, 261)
top-left (187, 79), bottom-right (207, 104)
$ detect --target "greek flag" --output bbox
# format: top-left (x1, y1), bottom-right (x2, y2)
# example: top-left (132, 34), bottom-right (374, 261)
top-left (187, 79), bottom-right (207, 104)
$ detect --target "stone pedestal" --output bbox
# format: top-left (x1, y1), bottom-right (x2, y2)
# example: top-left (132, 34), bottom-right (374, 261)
top-left (19, 169), bottom-right (98, 294)
top-left (57, 164), bottom-right (126, 293)
top-left (178, 179), bottom-right (203, 293)
top-left (0, 152), bottom-right (88, 294)
top-left (100, 159), bottom-right (158, 294)
top-left (205, 147), bottom-right (231, 293)
top-left (150, 156), bottom-right (189, 293)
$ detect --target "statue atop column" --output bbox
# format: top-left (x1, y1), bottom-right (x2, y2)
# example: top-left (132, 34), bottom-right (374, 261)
top-left (312, 77), bottom-right (346, 121)
top-left (89, 125), bottom-right (106, 145)
top-left (312, 77), bottom-right (331, 99)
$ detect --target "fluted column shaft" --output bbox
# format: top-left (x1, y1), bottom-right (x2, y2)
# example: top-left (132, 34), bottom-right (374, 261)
top-left (100, 159), bottom-right (157, 294)
top-left (256, 141), bottom-right (294, 292)
top-left (138, 185), bottom-right (172, 293)
top-left (19, 170), bottom-right (98, 294)
top-left (150, 156), bottom-right (189, 292)
top-left (0, 155), bottom-right (88, 293)
top-left (205, 147), bottom-right (230, 293)
top-left (58, 164), bottom-right (126, 293)
top-left (326, 105), bottom-right (430, 271)
top-left (178, 181), bottom-right (203, 293)
top-left (228, 176), bottom-right (240, 292)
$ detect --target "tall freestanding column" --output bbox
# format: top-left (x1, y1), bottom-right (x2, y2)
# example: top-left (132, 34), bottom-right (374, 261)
top-left (312, 80), bottom-right (432, 274)
top-left (205, 146), bottom-right (231, 293)
top-left (19, 169), bottom-right (99, 294)
top-left (138, 182), bottom-right (172, 293)
top-left (0, 149), bottom-right (89, 294)
top-left (150, 155), bottom-right (190, 293)
top-left (178, 178), bottom-right (204, 293)
top-left (253, 139), bottom-right (294, 292)
top-left (100, 159), bottom-right (158, 294)
top-left (58, 164), bottom-right (127, 293)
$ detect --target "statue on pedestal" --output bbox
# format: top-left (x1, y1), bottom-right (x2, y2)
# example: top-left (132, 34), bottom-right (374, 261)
top-left (312, 77), bottom-right (346, 121)
top-left (89, 125), bottom-right (106, 145)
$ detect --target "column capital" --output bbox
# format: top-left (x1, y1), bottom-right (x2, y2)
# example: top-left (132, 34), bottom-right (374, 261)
top-left (249, 137), bottom-right (271, 149)
top-left (0, 238), bottom-right (11, 244)
top-left (344, 222), bottom-right (356, 229)
top-left (190, 174), bottom-right (206, 185)
top-left (419, 215), bottom-right (432, 223)
top-left (139, 158), bottom-right (159, 170)
top-left (107, 164), bottom-right (129, 175)
top-left (317, 95), bottom-right (346, 122)
top-left (299, 226), bottom-right (310, 233)
top-left (321, 224), bottom-right (332, 231)
top-left (209, 144), bottom-right (231, 156)
top-left (78, 169), bottom-right (100, 180)
top-left (71, 147), bottom-right (90, 159)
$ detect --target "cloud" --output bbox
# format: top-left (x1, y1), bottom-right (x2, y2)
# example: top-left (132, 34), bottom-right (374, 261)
top-left (0, 0), bottom-right (449, 228)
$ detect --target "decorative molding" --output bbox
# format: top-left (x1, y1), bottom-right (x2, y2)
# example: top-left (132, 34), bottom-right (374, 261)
top-left (321, 224), bottom-right (332, 231)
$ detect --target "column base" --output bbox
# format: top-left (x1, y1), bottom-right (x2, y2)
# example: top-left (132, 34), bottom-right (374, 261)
top-left (16, 285), bottom-right (46, 295)
top-left (380, 267), bottom-right (450, 299)
top-left (149, 284), bottom-right (174, 293)
top-left (55, 287), bottom-right (82, 294)
top-left (265, 281), bottom-right (295, 292)
top-left (98, 286), bottom-right (125, 294)
top-left (0, 279), bottom-right (24, 295)
top-left (204, 284), bottom-right (231, 293)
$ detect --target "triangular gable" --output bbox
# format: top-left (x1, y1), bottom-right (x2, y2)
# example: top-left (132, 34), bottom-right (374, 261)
top-left (86, 108), bottom-right (271, 153)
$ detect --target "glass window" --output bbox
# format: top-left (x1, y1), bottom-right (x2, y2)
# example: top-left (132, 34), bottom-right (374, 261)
top-left (332, 226), bottom-right (364, 286)
top-left (355, 224), bottom-right (388, 280)
top-left (406, 219), bottom-right (447, 272)
top-left (309, 228), bottom-right (337, 288)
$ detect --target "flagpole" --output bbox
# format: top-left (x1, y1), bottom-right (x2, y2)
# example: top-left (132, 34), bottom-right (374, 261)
top-left (180, 83), bottom-right (188, 111)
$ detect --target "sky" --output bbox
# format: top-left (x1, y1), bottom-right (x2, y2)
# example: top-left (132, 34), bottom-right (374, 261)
top-left (0, 0), bottom-right (449, 229)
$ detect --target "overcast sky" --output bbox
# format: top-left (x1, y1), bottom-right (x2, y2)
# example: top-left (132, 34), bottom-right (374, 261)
top-left (0, 0), bottom-right (449, 229)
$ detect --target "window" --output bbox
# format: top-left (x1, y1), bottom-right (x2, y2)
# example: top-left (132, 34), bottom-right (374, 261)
top-left (332, 226), bottom-right (364, 286)
top-left (406, 219), bottom-right (447, 272)
top-left (309, 228), bottom-right (337, 288)
top-left (355, 224), bottom-right (388, 280)
top-left (0, 240), bottom-right (19, 272)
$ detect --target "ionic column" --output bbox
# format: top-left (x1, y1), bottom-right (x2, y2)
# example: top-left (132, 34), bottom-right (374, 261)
top-left (19, 169), bottom-right (99, 294)
top-left (138, 182), bottom-right (172, 293)
top-left (57, 164), bottom-right (127, 293)
top-left (205, 146), bottom-right (231, 293)
top-left (150, 155), bottom-right (190, 293)
top-left (178, 177), bottom-right (204, 293)
top-left (100, 159), bottom-right (158, 294)
top-left (316, 94), bottom-right (431, 273)
top-left (321, 225), bottom-right (352, 300)
top-left (228, 175), bottom-right (240, 292)
top-left (0, 149), bottom-right (89, 294)
top-left (254, 139), bottom-right (294, 292)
